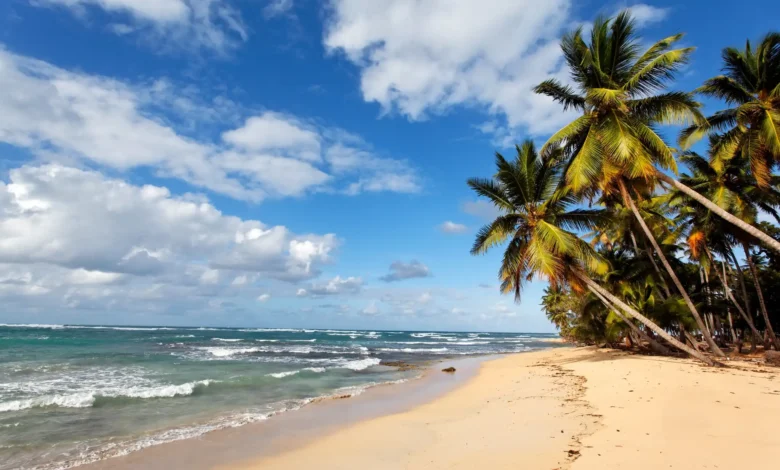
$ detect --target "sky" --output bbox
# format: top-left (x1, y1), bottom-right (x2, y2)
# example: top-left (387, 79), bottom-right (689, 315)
top-left (0, 0), bottom-right (777, 332)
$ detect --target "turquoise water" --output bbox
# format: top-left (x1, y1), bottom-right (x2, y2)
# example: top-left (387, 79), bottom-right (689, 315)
top-left (0, 324), bottom-right (561, 469)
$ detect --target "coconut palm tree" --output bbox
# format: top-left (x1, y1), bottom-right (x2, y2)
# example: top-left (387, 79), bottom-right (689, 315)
top-left (681, 34), bottom-right (780, 185)
top-left (588, 194), bottom-right (675, 298)
top-left (534, 11), bottom-right (725, 356)
top-left (468, 138), bottom-right (714, 365)
top-left (672, 152), bottom-right (778, 348)
top-left (677, 33), bottom-right (780, 253)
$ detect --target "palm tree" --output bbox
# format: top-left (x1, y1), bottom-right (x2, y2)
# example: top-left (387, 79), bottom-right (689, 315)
top-left (588, 194), bottom-right (675, 299)
top-left (673, 152), bottom-right (779, 349)
top-left (468, 139), bottom-right (714, 365)
top-left (534, 12), bottom-right (725, 356)
top-left (678, 33), bottom-right (780, 253)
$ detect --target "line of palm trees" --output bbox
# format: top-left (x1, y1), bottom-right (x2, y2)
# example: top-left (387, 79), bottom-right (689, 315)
top-left (468, 12), bottom-right (780, 366)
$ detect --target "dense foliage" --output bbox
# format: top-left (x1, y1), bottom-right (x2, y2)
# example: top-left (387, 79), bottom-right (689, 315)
top-left (470, 12), bottom-right (780, 364)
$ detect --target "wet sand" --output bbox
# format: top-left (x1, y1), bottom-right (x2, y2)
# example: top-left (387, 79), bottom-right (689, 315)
top-left (82, 355), bottom-right (493, 470)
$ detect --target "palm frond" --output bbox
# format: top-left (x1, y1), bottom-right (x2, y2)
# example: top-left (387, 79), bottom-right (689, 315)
top-left (533, 79), bottom-right (586, 111)
top-left (697, 75), bottom-right (754, 105)
top-left (471, 215), bottom-right (520, 255)
top-left (466, 178), bottom-right (514, 212)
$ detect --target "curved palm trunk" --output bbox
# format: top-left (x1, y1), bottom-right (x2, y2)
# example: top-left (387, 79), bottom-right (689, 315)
top-left (710, 254), bottom-right (763, 345)
top-left (656, 172), bottom-right (780, 254)
top-left (743, 242), bottom-right (780, 350)
top-left (573, 270), bottom-right (715, 366)
top-left (590, 288), bottom-right (671, 355)
top-left (619, 181), bottom-right (725, 357)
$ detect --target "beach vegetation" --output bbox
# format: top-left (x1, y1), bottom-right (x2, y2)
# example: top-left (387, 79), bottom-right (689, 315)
top-left (470, 12), bottom-right (780, 365)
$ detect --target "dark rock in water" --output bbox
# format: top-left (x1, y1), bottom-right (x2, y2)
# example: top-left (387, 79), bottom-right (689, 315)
top-left (382, 361), bottom-right (419, 371)
top-left (766, 350), bottom-right (780, 366)
top-left (442, 367), bottom-right (456, 373)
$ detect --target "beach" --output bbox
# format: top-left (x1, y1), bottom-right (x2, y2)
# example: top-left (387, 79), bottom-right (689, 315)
top-left (0, 325), bottom-right (556, 469)
top-left (221, 347), bottom-right (779, 470)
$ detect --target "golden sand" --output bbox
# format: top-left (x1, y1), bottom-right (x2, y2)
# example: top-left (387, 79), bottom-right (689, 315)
top-left (223, 347), bottom-right (780, 469)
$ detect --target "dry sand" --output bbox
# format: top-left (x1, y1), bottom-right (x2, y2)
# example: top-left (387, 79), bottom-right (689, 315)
top-left (223, 347), bottom-right (780, 470)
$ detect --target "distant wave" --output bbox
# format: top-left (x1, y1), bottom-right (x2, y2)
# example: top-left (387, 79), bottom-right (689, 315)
top-left (212, 338), bottom-right (242, 342)
top-left (237, 328), bottom-right (316, 333)
top-left (376, 347), bottom-right (449, 353)
top-left (339, 357), bottom-right (380, 371)
top-left (0, 323), bottom-right (65, 329)
top-left (198, 347), bottom-right (263, 358)
top-left (266, 367), bottom-right (326, 378)
top-left (195, 344), bottom-right (366, 358)
top-left (0, 380), bottom-right (215, 413)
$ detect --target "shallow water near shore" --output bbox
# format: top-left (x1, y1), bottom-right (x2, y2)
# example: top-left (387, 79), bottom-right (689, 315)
top-left (0, 324), bottom-right (561, 469)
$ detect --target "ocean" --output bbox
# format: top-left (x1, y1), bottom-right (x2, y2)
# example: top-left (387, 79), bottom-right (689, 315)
top-left (0, 324), bottom-right (562, 469)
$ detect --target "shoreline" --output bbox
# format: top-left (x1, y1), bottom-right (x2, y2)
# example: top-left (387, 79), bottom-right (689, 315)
top-left (80, 346), bottom-right (780, 469)
top-left (81, 353), bottom-right (501, 470)
top-left (228, 347), bottom-right (779, 470)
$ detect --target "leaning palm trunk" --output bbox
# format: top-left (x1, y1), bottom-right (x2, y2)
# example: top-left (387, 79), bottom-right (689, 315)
top-left (573, 270), bottom-right (715, 366)
top-left (656, 172), bottom-right (780, 254)
top-left (743, 243), bottom-right (780, 350)
top-left (619, 181), bottom-right (725, 357)
top-left (709, 254), bottom-right (763, 345)
top-left (590, 288), bottom-right (671, 355)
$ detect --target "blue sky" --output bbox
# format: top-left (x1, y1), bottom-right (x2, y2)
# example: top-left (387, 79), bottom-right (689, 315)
top-left (0, 0), bottom-right (777, 332)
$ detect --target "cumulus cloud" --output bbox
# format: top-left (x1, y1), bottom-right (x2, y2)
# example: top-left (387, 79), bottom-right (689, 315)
top-left (35, 0), bottom-right (248, 55)
top-left (298, 276), bottom-right (363, 296)
top-left (622, 4), bottom-right (669, 27)
top-left (222, 112), bottom-right (322, 162)
top-left (0, 48), bottom-right (420, 202)
top-left (439, 221), bottom-right (467, 234)
top-left (323, 0), bottom-right (578, 137)
top-left (379, 260), bottom-right (431, 282)
top-left (257, 293), bottom-right (271, 302)
top-left (0, 164), bottom-right (339, 304)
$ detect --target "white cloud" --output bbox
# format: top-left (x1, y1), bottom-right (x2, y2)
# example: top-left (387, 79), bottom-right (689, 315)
top-left (39, 0), bottom-right (190, 22)
top-left (0, 48), bottom-right (420, 202)
top-left (0, 164), bottom-right (337, 284)
top-left (223, 113), bottom-right (322, 162)
top-left (35, 0), bottom-right (248, 55)
top-left (360, 300), bottom-right (379, 316)
top-left (323, 0), bottom-right (578, 137)
top-left (257, 293), bottom-right (271, 302)
top-left (200, 269), bottom-right (221, 285)
top-left (439, 221), bottom-right (467, 234)
top-left (326, 144), bottom-right (421, 195)
top-left (300, 275), bottom-right (363, 296)
top-left (623, 4), bottom-right (669, 27)
top-left (263, 0), bottom-right (294, 18)
top-left (380, 260), bottom-right (431, 282)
